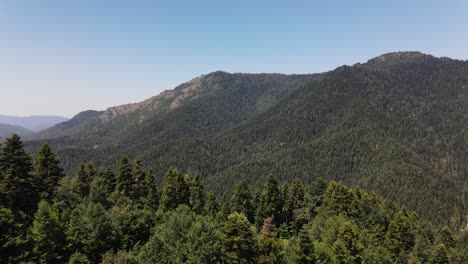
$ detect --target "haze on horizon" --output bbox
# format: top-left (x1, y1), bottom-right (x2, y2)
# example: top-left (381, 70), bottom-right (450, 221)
top-left (1, 0), bottom-right (467, 118)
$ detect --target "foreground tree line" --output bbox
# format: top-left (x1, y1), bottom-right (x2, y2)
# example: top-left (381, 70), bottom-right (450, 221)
top-left (1, 135), bottom-right (467, 263)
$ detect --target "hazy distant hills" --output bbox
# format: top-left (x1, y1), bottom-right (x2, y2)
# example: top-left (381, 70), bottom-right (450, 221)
top-left (0, 115), bottom-right (69, 132)
top-left (26, 52), bottom-right (468, 227)
top-left (0, 123), bottom-right (33, 137)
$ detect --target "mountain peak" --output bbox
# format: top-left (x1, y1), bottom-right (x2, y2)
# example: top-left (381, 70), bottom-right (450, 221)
top-left (366, 51), bottom-right (432, 65)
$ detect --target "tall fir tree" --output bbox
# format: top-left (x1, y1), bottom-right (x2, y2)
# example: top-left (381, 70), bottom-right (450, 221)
top-left (432, 243), bottom-right (449, 264)
top-left (230, 179), bottom-right (255, 222)
top-left (205, 192), bottom-right (220, 216)
top-left (116, 156), bottom-right (133, 197)
top-left (159, 169), bottom-right (190, 211)
top-left (0, 134), bottom-right (38, 217)
top-left (260, 175), bottom-right (283, 226)
top-left (386, 209), bottom-right (415, 256)
top-left (33, 143), bottom-right (64, 202)
top-left (189, 175), bottom-right (205, 214)
top-left (32, 201), bottom-right (67, 263)
top-left (294, 227), bottom-right (316, 264)
top-left (131, 158), bottom-right (147, 201)
top-left (223, 212), bottom-right (256, 263)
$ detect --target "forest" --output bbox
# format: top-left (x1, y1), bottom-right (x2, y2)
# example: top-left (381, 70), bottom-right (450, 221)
top-left (1, 134), bottom-right (467, 263)
top-left (24, 53), bottom-right (468, 229)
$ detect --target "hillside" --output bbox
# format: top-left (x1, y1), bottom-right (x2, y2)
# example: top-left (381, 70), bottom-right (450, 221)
top-left (26, 52), bottom-right (468, 228)
top-left (0, 115), bottom-right (69, 132)
top-left (0, 123), bottom-right (33, 137)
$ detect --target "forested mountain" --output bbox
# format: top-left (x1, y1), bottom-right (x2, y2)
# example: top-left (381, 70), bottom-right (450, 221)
top-left (1, 135), bottom-right (467, 263)
top-left (0, 123), bottom-right (33, 137)
top-left (0, 115), bottom-right (69, 132)
top-left (26, 52), bottom-right (468, 229)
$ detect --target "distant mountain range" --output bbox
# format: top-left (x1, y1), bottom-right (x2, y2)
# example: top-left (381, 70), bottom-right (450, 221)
top-left (0, 115), bottom-right (69, 132)
top-left (25, 52), bottom-right (468, 228)
top-left (0, 123), bottom-right (34, 138)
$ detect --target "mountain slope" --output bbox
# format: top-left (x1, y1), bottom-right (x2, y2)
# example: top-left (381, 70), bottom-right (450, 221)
top-left (26, 52), bottom-right (468, 227)
top-left (0, 123), bottom-right (33, 137)
top-left (0, 115), bottom-right (69, 132)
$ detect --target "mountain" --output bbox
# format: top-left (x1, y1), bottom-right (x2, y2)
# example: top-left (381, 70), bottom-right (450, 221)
top-left (0, 123), bottom-right (33, 137)
top-left (0, 115), bottom-right (69, 132)
top-left (26, 52), bottom-right (468, 227)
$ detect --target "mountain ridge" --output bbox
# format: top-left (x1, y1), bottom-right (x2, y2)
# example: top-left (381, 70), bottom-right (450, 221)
top-left (24, 52), bottom-right (468, 228)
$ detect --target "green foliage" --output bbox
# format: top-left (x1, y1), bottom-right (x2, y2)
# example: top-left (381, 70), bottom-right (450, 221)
top-left (0, 134), bottom-right (38, 217)
top-left (33, 143), bottom-right (64, 202)
top-left (230, 179), bottom-right (255, 223)
top-left (159, 169), bottom-right (190, 211)
top-left (386, 209), bottom-right (415, 257)
top-left (67, 202), bottom-right (114, 263)
top-left (258, 175), bottom-right (283, 226)
top-left (223, 212), bottom-right (256, 263)
top-left (432, 243), bottom-right (449, 264)
top-left (116, 156), bottom-right (133, 196)
top-left (2, 135), bottom-right (468, 263)
top-left (32, 200), bottom-right (67, 263)
top-left (292, 227), bottom-right (316, 263)
top-left (189, 175), bottom-right (205, 214)
top-left (333, 220), bottom-right (364, 263)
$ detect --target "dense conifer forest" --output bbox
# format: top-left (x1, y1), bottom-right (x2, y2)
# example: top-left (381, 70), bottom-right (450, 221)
top-left (1, 135), bottom-right (467, 263)
top-left (25, 53), bottom-right (468, 229)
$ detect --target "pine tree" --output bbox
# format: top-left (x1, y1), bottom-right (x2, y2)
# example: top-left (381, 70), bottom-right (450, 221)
top-left (334, 221), bottom-right (363, 264)
top-left (33, 143), bottom-right (64, 202)
top-left (205, 192), bottom-right (220, 216)
top-left (73, 163), bottom-right (90, 198)
top-left (223, 212), bottom-right (256, 263)
top-left (0, 134), bottom-right (38, 216)
top-left (432, 243), bottom-right (449, 264)
top-left (189, 175), bottom-right (205, 214)
top-left (99, 167), bottom-right (116, 196)
top-left (260, 175), bottom-right (283, 226)
top-left (386, 209), bottom-right (415, 256)
top-left (144, 169), bottom-right (159, 210)
top-left (438, 226), bottom-right (456, 248)
top-left (294, 227), bottom-right (316, 264)
top-left (32, 201), bottom-right (67, 263)
top-left (231, 180), bottom-right (255, 222)
top-left (116, 156), bottom-right (133, 196)
top-left (284, 179), bottom-right (305, 226)
top-left (159, 169), bottom-right (190, 211)
top-left (131, 158), bottom-right (147, 200)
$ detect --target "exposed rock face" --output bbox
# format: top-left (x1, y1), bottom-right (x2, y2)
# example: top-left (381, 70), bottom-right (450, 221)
top-left (99, 76), bottom-right (203, 121)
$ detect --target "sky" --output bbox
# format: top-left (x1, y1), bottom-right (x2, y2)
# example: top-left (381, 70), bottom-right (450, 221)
top-left (1, 0), bottom-right (467, 117)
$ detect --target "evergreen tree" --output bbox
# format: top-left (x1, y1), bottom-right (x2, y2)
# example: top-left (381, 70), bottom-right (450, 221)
top-left (284, 178), bottom-right (306, 229)
top-left (260, 175), bottom-right (283, 226)
top-left (432, 243), bottom-right (449, 264)
top-left (223, 212), bottom-right (256, 263)
top-left (159, 169), bottom-right (190, 211)
top-left (189, 175), bottom-right (206, 214)
top-left (67, 202), bottom-right (113, 263)
top-left (323, 181), bottom-right (357, 217)
top-left (334, 221), bottom-right (363, 264)
top-left (73, 163), bottom-right (90, 198)
top-left (116, 156), bottom-right (133, 196)
top-left (293, 227), bottom-right (316, 264)
top-left (231, 179), bottom-right (255, 222)
top-left (0, 134), bottom-right (38, 216)
top-left (131, 158), bottom-right (146, 200)
top-left (33, 143), bottom-right (64, 202)
top-left (100, 167), bottom-right (116, 195)
top-left (386, 209), bottom-right (415, 256)
top-left (144, 169), bottom-right (159, 210)
top-left (438, 226), bottom-right (456, 248)
top-left (205, 192), bottom-right (220, 216)
top-left (32, 201), bottom-right (67, 263)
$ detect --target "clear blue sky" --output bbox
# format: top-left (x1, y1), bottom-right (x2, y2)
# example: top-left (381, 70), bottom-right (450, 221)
top-left (1, 0), bottom-right (467, 117)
